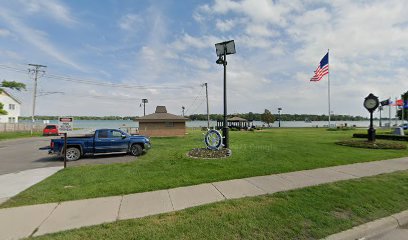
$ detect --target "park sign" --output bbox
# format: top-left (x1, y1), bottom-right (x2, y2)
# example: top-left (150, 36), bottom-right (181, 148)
top-left (58, 117), bottom-right (74, 133)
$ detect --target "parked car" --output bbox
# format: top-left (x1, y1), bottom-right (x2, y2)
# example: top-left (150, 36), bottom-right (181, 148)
top-left (43, 124), bottom-right (59, 136)
top-left (44, 129), bottom-right (151, 161)
top-left (400, 123), bottom-right (408, 130)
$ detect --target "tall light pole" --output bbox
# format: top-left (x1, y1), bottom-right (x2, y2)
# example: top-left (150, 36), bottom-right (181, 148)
top-left (202, 83), bottom-right (210, 129)
top-left (182, 106), bottom-right (185, 117)
top-left (278, 107), bottom-right (282, 127)
top-left (141, 99), bottom-right (148, 116)
top-left (28, 64), bottom-right (46, 135)
top-left (215, 40), bottom-right (236, 149)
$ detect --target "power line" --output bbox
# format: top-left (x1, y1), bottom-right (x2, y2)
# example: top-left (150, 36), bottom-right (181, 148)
top-left (184, 85), bottom-right (205, 115)
top-left (0, 64), bottom-right (199, 90)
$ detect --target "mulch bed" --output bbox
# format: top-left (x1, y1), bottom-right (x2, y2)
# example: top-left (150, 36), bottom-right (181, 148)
top-left (187, 148), bottom-right (232, 159)
top-left (336, 139), bottom-right (407, 150)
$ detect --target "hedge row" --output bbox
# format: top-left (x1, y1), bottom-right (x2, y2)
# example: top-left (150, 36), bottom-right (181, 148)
top-left (353, 133), bottom-right (408, 141)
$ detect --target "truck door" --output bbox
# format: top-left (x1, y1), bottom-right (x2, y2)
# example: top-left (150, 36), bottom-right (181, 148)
top-left (108, 130), bottom-right (129, 152)
top-left (94, 129), bottom-right (111, 153)
top-left (94, 129), bottom-right (128, 153)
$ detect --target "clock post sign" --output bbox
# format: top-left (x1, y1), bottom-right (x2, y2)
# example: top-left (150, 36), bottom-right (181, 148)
top-left (363, 93), bottom-right (379, 142)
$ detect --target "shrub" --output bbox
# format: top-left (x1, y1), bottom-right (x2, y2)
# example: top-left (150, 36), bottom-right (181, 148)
top-left (353, 134), bottom-right (408, 141)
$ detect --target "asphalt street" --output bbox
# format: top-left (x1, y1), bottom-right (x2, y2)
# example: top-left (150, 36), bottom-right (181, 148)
top-left (0, 136), bottom-right (138, 175)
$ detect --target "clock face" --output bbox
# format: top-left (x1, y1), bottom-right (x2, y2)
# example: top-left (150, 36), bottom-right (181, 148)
top-left (364, 98), bottom-right (378, 110)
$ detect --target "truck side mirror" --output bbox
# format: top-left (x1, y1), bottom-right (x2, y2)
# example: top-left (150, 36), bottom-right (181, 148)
top-left (121, 134), bottom-right (127, 139)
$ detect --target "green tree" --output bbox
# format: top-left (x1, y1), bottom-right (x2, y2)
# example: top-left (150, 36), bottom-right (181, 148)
top-left (0, 80), bottom-right (26, 115)
top-left (261, 109), bottom-right (275, 127)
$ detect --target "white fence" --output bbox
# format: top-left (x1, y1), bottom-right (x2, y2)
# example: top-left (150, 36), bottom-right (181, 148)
top-left (0, 123), bottom-right (44, 132)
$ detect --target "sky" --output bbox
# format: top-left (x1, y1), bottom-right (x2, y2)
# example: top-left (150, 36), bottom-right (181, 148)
top-left (0, 0), bottom-right (407, 118)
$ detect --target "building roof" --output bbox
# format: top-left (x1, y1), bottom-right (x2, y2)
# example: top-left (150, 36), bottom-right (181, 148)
top-left (227, 116), bottom-right (249, 122)
top-left (137, 106), bottom-right (188, 122)
top-left (0, 89), bottom-right (22, 104)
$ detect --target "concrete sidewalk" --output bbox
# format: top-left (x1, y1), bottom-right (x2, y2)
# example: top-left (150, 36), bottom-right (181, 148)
top-left (1, 157), bottom-right (408, 239)
top-left (0, 167), bottom-right (63, 205)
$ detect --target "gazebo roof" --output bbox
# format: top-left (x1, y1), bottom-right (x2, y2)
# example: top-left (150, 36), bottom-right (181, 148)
top-left (137, 106), bottom-right (188, 122)
top-left (227, 116), bottom-right (248, 122)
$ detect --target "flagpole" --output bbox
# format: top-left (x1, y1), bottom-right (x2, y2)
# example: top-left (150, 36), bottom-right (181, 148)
top-left (328, 49), bottom-right (331, 128)
top-left (389, 97), bottom-right (391, 128)
top-left (395, 97), bottom-right (398, 126)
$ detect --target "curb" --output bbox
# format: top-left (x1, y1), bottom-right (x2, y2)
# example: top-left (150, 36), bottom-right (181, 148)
top-left (323, 210), bottom-right (408, 240)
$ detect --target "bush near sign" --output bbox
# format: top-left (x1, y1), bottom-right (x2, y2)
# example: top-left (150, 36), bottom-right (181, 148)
top-left (58, 117), bottom-right (73, 133)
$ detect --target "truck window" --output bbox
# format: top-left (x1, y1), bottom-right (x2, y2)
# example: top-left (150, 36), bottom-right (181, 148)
top-left (98, 130), bottom-right (109, 138)
top-left (110, 130), bottom-right (123, 138)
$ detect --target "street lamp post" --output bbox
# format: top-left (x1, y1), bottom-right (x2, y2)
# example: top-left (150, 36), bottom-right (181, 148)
top-left (141, 99), bottom-right (148, 116)
top-left (278, 107), bottom-right (282, 127)
top-left (215, 40), bottom-right (236, 149)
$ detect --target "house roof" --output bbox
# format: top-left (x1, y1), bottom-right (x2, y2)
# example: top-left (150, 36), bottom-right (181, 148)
top-left (137, 106), bottom-right (188, 122)
top-left (227, 116), bottom-right (249, 122)
top-left (0, 89), bottom-right (22, 104)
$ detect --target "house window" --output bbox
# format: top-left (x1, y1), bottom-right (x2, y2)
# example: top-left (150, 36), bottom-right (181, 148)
top-left (9, 104), bottom-right (15, 110)
top-left (8, 117), bottom-right (16, 123)
top-left (165, 122), bottom-right (174, 127)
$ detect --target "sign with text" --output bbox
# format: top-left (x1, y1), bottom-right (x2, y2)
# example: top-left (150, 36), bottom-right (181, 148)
top-left (58, 117), bottom-right (74, 133)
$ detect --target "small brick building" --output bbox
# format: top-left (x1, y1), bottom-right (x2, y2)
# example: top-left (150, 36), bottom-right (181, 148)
top-left (137, 106), bottom-right (188, 137)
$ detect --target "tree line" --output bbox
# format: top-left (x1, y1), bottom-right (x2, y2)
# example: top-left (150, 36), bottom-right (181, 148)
top-left (21, 113), bottom-right (369, 122)
top-left (20, 116), bottom-right (136, 121)
top-left (188, 112), bottom-right (368, 122)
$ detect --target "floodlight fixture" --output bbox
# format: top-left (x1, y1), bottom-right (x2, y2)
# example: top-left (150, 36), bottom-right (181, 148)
top-left (215, 40), bottom-right (236, 57)
top-left (216, 56), bottom-right (225, 65)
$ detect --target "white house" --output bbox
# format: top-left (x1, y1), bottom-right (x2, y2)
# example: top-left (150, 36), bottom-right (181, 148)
top-left (0, 89), bottom-right (21, 123)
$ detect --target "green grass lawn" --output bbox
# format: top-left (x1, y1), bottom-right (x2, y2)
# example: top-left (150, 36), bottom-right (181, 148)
top-left (31, 170), bottom-right (408, 240)
top-left (2, 128), bottom-right (408, 208)
top-left (0, 131), bottom-right (41, 140)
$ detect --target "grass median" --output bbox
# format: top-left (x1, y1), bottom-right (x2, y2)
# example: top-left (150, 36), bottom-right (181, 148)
top-left (2, 128), bottom-right (408, 208)
top-left (32, 170), bottom-right (408, 240)
top-left (0, 131), bottom-right (41, 140)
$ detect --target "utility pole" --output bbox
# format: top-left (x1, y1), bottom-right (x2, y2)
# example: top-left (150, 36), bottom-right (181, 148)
top-left (28, 64), bottom-right (46, 135)
top-left (203, 83), bottom-right (210, 129)
top-left (141, 99), bottom-right (148, 116)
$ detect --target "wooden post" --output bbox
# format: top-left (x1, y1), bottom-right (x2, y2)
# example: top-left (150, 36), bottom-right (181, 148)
top-left (63, 133), bottom-right (67, 168)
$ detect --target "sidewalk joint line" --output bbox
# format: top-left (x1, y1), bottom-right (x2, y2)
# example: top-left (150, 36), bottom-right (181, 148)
top-left (242, 178), bottom-right (267, 193)
top-left (166, 190), bottom-right (175, 211)
top-left (29, 202), bottom-right (60, 238)
top-left (211, 183), bottom-right (227, 200)
top-left (116, 196), bottom-right (124, 221)
top-left (330, 168), bottom-right (361, 178)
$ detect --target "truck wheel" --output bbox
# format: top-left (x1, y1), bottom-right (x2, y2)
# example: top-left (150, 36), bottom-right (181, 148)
top-left (130, 144), bottom-right (143, 156)
top-left (66, 147), bottom-right (81, 161)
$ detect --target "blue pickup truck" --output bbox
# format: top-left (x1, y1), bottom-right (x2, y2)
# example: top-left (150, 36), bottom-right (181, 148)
top-left (47, 129), bottom-right (151, 161)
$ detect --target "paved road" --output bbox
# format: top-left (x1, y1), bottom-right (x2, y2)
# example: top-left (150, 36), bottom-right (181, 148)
top-left (0, 137), bottom-right (138, 175)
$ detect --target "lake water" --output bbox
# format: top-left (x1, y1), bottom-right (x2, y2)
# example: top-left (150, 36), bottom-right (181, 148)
top-left (20, 119), bottom-right (393, 129)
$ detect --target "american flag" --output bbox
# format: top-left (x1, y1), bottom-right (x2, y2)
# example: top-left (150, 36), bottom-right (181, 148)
top-left (310, 52), bottom-right (329, 82)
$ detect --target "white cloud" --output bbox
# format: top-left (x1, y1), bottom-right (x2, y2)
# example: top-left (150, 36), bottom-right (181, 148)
top-left (216, 19), bottom-right (236, 32)
top-left (0, 8), bottom-right (82, 70)
top-left (0, 28), bottom-right (11, 37)
top-left (23, 0), bottom-right (77, 26)
top-left (119, 14), bottom-right (143, 31)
